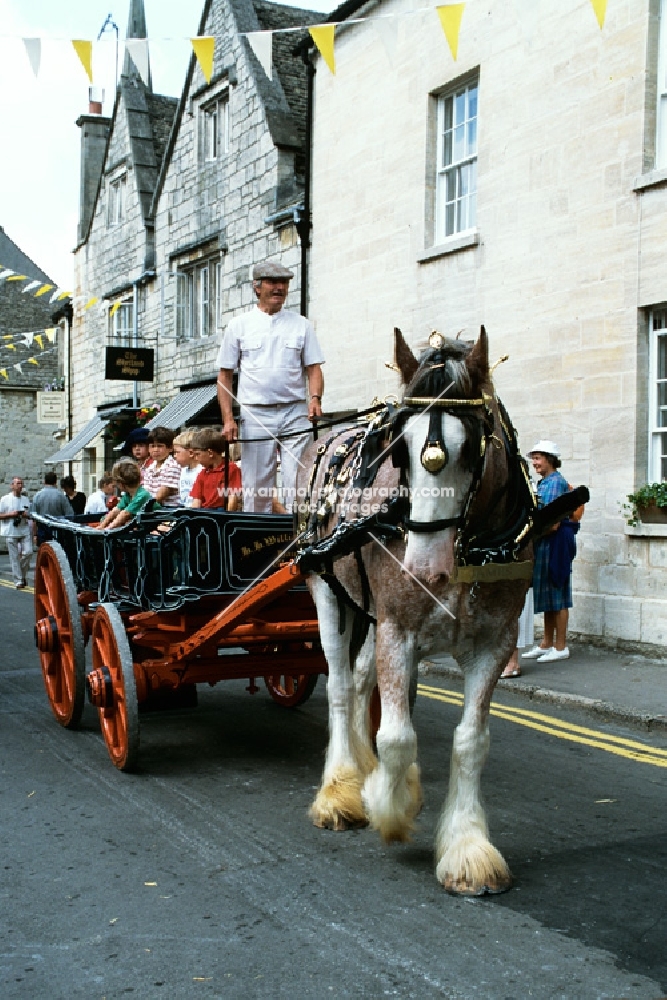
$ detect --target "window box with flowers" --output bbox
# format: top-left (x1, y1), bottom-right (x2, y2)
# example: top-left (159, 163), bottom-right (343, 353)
top-left (622, 483), bottom-right (667, 527)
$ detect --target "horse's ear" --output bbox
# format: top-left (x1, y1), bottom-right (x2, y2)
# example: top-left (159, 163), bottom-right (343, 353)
top-left (394, 328), bottom-right (419, 385)
top-left (466, 325), bottom-right (490, 389)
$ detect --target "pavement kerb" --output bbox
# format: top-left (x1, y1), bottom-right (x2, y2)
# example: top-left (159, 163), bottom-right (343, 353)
top-left (418, 659), bottom-right (667, 734)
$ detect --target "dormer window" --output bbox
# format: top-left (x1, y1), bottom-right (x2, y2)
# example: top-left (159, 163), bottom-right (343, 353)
top-left (107, 172), bottom-right (127, 227)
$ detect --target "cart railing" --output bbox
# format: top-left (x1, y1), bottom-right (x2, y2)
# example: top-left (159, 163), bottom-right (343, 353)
top-left (31, 509), bottom-right (300, 611)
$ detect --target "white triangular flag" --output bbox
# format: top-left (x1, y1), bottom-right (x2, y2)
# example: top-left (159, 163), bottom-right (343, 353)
top-left (375, 16), bottom-right (398, 65)
top-left (0, 270), bottom-right (15, 283)
top-left (246, 31), bottom-right (272, 80)
top-left (23, 38), bottom-right (41, 77)
top-left (21, 280), bottom-right (41, 294)
top-left (21, 332), bottom-right (35, 346)
top-left (13, 363), bottom-right (23, 374)
top-left (125, 38), bottom-right (150, 85)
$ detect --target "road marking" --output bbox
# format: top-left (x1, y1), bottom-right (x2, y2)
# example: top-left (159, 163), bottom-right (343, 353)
top-left (418, 683), bottom-right (667, 769)
top-left (0, 577), bottom-right (34, 593)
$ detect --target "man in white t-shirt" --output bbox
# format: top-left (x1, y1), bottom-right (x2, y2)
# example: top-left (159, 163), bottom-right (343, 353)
top-left (216, 261), bottom-right (324, 513)
top-left (0, 476), bottom-right (32, 588)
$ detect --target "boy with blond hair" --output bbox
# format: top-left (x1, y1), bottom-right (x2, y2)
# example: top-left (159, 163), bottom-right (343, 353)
top-left (173, 429), bottom-right (203, 507)
top-left (190, 429), bottom-right (242, 511)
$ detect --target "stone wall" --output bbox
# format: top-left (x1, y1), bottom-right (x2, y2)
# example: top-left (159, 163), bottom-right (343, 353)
top-left (309, 0), bottom-right (667, 648)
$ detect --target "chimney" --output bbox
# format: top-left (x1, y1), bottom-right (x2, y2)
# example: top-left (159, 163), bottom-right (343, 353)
top-left (76, 89), bottom-right (112, 246)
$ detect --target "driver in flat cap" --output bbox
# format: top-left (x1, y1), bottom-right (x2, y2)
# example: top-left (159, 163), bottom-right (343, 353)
top-left (216, 260), bottom-right (324, 513)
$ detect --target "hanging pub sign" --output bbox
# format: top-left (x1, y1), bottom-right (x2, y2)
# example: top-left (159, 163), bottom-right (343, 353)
top-left (105, 346), bottom-right (154, 382)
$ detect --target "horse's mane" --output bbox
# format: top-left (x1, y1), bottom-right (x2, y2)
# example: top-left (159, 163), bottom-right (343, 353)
top-left (405, 338), bottom-right (485, 401)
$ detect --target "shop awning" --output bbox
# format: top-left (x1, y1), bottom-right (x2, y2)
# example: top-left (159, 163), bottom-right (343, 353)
top-left (146, 384), bottom-right (218, 430)
top-left (44, 414), bottom-right (109, 465)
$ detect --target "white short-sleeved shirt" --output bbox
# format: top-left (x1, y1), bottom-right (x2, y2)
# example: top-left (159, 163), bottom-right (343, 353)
top-left (0, 492), bottom-right (31, 538)
top-left (179, 464), bottom-right (202, 506)
top-left (216, 307), bottom-right (325, 405)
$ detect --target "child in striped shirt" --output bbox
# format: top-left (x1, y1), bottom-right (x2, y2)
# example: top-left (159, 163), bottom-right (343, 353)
top-left (143, 426), bottom-right (181, 509)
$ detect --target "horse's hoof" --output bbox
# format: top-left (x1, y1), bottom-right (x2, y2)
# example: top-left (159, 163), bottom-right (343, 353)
top-left (442, 872), bottom-right (513, 896)
top-left (309, 767), bottom-right (369, 831)
top-left (312, 813), bottom-right (369, 831)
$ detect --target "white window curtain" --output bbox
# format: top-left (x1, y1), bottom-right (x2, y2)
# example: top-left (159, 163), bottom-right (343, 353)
top-left (649, 309), bottom-right (667, 481)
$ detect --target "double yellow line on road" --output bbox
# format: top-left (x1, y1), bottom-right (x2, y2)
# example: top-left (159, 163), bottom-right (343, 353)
top-left (0, 577), bottom-right (34, 593)
top-left (418, 683), bottom-right (667, 769)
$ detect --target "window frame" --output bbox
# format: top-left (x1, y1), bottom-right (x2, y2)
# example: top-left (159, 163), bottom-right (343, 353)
top-left (657, 0), bottom-right (667, 169)
top-left (201, 94), bottom-right (229, 162)
top-left (108, 299), bottom-right (134, 345)
top-left (107, 172), bottom-right (127, 228)
top-left (434, 76), bottom-right (479, 245)
top-left (648, 307), bottom-right (667, 482)
top-left (175, 257), bottom-right (222, 341)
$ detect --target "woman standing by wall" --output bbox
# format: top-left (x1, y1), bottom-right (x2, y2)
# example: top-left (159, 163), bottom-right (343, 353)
top-left (522, 439), bottom-right (578, 663)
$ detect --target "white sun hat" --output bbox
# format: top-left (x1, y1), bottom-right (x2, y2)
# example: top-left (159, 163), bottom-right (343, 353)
top-left (527, 439), bottom-right (561, 458)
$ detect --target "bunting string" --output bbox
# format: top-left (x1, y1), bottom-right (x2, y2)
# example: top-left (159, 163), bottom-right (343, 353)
top-left (0, 1), bottom-right (608, 86)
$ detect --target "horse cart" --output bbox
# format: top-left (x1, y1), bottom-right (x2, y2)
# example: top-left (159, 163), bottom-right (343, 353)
top-left (32, 509), bottom-right (327, 771)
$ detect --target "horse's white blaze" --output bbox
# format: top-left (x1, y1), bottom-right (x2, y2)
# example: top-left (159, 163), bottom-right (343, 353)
top-left (401, 413), bottom-right (472, 584)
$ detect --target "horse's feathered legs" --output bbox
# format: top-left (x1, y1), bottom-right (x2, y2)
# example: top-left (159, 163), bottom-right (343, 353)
top-left (435, 648), bottom-right (512, 895)
top-left (308, 575), bottom-right (377, 830)
top-left (362, 621), bottom-right (423, 842)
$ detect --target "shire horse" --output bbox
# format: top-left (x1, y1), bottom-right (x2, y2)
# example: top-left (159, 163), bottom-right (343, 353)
top-left (295, 326), bottom-right (536, 895)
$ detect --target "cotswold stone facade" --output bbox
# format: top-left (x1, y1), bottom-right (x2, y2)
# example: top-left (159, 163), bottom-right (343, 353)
top-left (68, 0), bottom-right (317, 493)
top-left (308, 0), bottom-right (667, 650)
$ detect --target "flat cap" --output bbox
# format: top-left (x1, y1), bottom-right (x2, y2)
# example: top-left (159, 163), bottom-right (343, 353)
top-left (252, 261), bottom-right (294, 280)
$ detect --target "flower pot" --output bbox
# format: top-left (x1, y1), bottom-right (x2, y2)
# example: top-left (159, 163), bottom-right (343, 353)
top-left (638, 502), bottom-right (667, 523)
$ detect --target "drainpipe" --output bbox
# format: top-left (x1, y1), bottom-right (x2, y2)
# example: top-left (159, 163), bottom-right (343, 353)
top-left (132, 280), bottom-right (138, 409)
top-left (295, 49), bottom-right (315, 317)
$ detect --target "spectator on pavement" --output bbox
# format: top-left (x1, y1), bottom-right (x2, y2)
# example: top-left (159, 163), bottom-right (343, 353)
top-left (60, 475), bottom-right (86, 515)
top-left (31, 471), bottom-right (74, 546)
top-left (0, 476), bottom-right (32, 588)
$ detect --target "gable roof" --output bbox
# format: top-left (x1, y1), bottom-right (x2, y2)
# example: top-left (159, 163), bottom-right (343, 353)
top-left (0, 226), bottom-right (52, 284)
top-left (151, 0), bottom-right (319, 215)
top-left (0, 227), bottom-right (59, 389)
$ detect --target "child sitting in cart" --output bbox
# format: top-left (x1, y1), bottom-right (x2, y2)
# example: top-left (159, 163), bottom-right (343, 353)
top-left (190, 429), bottom-right (242, 511)
top-left (96, 460), bottom-right (154, 530)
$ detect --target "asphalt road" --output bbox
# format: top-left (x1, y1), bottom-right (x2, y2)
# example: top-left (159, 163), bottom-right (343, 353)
top-left (2, 581), bottom-right (667, 999)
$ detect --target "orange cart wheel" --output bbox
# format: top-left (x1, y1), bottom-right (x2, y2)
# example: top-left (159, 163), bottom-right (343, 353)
top-left (264, 673), bottom-right (318, 708)
top-left (89, 603), bottom-right (140, 772)
top-left (34, 541), bottom-right (86, 729)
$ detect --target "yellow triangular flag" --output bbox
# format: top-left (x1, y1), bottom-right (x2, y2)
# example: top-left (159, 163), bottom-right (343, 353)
top-left (0, 370), bottom-right (8, 380)
top-left (436, 4), bottom-right (465, 61)
top-left (84, 297), bottom-right (99, 310)
top-left (110, 300), bottom-right (122, 318)
top-left (309, 25), bottom-right (336, 75)
top-left (191, 37), bottom-right (215, 84)
top-left (28, 357), bottom-right (39, 365)
top-left (35, 284), bottom-right (54, 297)
top-left (6, 343), bottom-right (16, 351)
top-left (34, 334), bottom-right (44, 349)
top-left (72, 39), bottom-right (93, 83)
top-left (45, 328), bottom-right (57, 342)
top-left (7, 274), bottom-right (28, 282)
top-left (589, 0), bottom-right (607, 29)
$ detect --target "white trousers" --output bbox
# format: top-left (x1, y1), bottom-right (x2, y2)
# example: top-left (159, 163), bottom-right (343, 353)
top-left (7, 534), bottom-right (32, 586)
top-left (240, 402), bottom-right (314, 513)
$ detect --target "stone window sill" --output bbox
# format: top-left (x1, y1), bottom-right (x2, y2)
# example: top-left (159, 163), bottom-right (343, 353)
top-left (417, 230), bottom-right (479, 264)
top-left (633, 167), bottom-right (667, 193)
top-left (624, 522), bottom-right (667, 537)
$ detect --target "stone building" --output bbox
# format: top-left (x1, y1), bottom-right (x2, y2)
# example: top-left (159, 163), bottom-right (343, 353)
top-left (307, 0), bottom-right (667, 650)
top-left (0, 225), bottom-right (63, 499)
top-left (58, 0), bottom-right (319, 493)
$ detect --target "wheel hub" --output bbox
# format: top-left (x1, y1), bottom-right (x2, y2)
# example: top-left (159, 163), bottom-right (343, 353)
top-left (86, 665), bottom-right (115, 709)
top-left (35, 615), bottom-right (59, 654)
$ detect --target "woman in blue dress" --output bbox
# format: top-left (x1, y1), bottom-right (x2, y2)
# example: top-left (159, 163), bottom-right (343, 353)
top-left (522, 439), bottom-right (574, 663)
